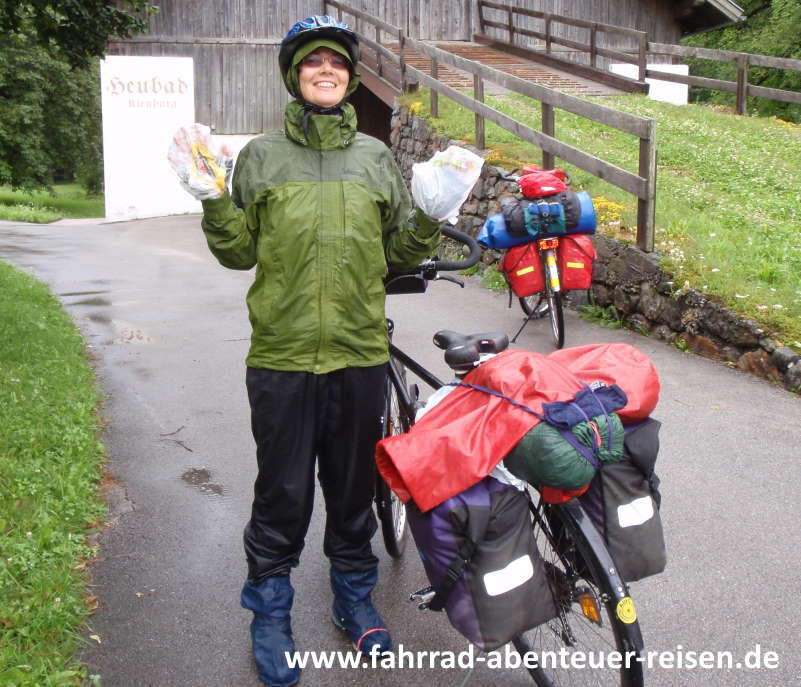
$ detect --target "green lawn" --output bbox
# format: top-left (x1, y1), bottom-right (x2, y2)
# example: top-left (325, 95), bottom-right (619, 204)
top-left (404, 91), bottom-right (801, 350)
top-left (0, 184), bottom-right (104, 223)
top-left (0, 262), bottom-right (106, 685)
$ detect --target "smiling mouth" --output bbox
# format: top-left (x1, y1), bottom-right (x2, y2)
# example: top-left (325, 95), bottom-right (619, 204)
top-left (314, 81), bottom-right (338, 88)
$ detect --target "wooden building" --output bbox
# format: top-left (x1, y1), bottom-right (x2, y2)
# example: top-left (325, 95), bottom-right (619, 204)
top-left (108, 0), bottom-right (743, 135)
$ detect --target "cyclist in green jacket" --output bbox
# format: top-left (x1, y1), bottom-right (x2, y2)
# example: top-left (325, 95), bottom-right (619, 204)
top-left (167, 15), bottom-right (476, 687)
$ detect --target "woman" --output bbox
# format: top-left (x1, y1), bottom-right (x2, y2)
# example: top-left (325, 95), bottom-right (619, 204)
top-left (168, 15), bottom-right (465, 687)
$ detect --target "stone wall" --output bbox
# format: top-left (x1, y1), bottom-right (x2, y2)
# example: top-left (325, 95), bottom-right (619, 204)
top-left (390, 106), bottom-right (801, 394)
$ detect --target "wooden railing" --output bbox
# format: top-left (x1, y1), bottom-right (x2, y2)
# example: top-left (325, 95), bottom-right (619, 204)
top-left (325, 0), bottom-right (658, 252)
top-left (647, 43), bottom-right (801, 115)
top-left (477, 0), bottom-right (648, 86)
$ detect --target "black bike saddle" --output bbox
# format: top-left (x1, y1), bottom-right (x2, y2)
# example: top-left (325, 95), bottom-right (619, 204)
top-left (433, 330), bottom-right (510, 373)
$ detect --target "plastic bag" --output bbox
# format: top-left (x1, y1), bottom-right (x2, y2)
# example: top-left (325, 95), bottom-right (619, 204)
top-left (167, 123), bottom-right (233, 201)
top-left (411, 146), bottom-right (483, 224)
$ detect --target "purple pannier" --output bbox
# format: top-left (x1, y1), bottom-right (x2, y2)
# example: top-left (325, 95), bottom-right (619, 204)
top-left (406, 476), bottom-right (557, 650)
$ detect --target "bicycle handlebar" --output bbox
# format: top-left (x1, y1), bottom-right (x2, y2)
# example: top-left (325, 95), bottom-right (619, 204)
top-left (385, 224), bottom-right (482, 295)
top-left (435, 226), bottom-right (482, 272)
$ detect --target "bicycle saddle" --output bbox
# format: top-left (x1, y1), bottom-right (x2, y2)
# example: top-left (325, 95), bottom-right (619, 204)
top-left (433, 330), bottom-right (510, 373)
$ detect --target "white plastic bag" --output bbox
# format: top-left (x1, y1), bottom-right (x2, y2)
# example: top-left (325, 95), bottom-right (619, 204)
top-left (411, 145), bottom-right (484, 224)
top-left (167, 123), bottom-right (233, 201)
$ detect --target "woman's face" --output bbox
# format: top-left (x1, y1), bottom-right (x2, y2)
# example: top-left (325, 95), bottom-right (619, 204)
top-left (298, 47), bottom-right (350, 108)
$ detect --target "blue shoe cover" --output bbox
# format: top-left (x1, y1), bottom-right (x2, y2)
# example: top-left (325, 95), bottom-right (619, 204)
top-left (241, 577), bottom-right (300, 687)
top-left (330, 567), bottom-right (392, 655)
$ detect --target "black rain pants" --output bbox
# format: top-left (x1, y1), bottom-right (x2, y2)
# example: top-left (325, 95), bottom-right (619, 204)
top-left (243, 364), bottom-right (387, 582)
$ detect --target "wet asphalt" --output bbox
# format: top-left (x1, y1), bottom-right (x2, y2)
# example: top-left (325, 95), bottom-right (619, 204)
top-left (1, 216), bottom-right (799, 687)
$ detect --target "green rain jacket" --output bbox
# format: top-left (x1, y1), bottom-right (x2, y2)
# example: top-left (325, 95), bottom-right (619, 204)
top-left (200, 101), bottom-right (441, 373)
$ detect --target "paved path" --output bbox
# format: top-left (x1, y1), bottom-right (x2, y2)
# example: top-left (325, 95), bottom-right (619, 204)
top-left (1, 216), bottom-right (799, 686)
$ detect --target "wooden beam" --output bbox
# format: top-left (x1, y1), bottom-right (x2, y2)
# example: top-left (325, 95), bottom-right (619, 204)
top-left (473, 34), bottom-right (649, 95)
top-left (358, 64), bottom-right (400, 108)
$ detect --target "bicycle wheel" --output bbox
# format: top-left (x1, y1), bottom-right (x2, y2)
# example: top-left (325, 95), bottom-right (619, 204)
top-left (376, 362), bottom-right (410, 558)
top-left (512, 498), bottom-right (644, 687)
top-left (519, 292), bottom-right (548, 318)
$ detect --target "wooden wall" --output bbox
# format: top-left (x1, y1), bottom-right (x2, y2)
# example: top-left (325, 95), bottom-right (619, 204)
top-left (108, 0), bottom-right (683, 133)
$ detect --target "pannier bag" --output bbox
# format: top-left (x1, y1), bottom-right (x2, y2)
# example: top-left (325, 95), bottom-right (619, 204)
top-left (578, 418), bottom-right (666, 582)
top-left (406, 476), bottom-right (557, 650)
top-left (558, 234), bottom-right (596, 290)
top-left (500, 243), bottom-right (544, 297)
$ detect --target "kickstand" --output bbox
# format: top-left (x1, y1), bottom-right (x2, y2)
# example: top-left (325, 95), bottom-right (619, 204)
top-left (511, 312), bottom-right (534, 343)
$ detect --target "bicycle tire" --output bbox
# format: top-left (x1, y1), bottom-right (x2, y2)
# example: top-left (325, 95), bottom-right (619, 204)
top-left (376, 363), bottom-right (411, 558)
top-left (512, 497), bottom-right (644, 687)
top-left (546, 288), bottom-right (565, 349)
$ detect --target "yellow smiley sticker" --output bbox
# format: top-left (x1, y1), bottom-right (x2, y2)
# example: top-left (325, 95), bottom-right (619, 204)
top-left (616, 597), bottom-right (637, 624)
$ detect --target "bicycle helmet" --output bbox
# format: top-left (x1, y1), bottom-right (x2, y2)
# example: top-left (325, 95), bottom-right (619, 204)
top-left (279, 15), bottom-right (360, 99)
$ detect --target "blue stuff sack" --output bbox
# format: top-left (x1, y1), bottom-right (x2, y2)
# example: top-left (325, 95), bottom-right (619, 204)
top-left (477, 213), bottom-right (534, 249)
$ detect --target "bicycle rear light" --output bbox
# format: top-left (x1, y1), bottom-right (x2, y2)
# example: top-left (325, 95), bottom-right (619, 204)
top-left (538, 238), bottom-right (560, 250)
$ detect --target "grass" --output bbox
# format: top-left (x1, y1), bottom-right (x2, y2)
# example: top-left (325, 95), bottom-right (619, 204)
top-left (0, 261), bottom-right (105, 685)
top-left (402, 90), bottom-right (801, 350)
top-left (0, 184), bottom-right (104, 223)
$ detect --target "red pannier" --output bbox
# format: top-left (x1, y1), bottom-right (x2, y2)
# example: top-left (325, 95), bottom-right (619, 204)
top-left (558, 235), bottom-right (595, 290)
top-left (500, 243), bottom-right (544, 297)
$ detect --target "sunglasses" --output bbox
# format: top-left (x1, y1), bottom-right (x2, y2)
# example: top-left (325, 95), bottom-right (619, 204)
top-left (300, 53), bottom-right (349, 70)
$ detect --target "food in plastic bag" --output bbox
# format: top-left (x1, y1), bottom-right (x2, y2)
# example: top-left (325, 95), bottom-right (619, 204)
top-left (167, 123), bottom-right (233, 201)
top-left (411, 146), bottom-right (483, 224)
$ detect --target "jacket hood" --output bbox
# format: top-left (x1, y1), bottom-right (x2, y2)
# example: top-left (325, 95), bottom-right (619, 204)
top-left (284, 38), bottom-right (361, 102)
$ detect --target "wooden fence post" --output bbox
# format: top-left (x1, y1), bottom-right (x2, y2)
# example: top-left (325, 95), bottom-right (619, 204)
top-left (545, 17), bottom-right (552, 54)
top-left (375, 23), bottom-right (383, 76)
top-left (474, 74), bottom-right (485, 150)
top-left (736, 54), bottom-right (749, 114)
top-left (507, 7), bottom-right (515, 44)
top-left (637, 119), bottom-right (657, 252)
top-left (542, 103), bottom-right (555, 169)
top-left (477, 0), bottom-right (485, 35)
top-left (399, 30), bottom-right (407, 92)
top-left (431, 57), bottom-right (439, 118)
top-left (637, 33), bottom-right (647, 82)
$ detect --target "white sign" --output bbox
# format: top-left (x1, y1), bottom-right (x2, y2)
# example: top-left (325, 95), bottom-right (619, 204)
top-left (101, 56), bottom-right (200, 220)
top-left (609, 63), bottom-right (690, 106)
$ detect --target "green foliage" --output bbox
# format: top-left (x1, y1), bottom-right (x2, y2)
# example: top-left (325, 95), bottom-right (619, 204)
top-left (580, 302), bottom-right (624, 329)
top-left (0, 1), bottom-right (157, 68)
top-left (0, 183), bottom-right (104, 221)
top-left (0, 35), bottom-right (103, 192)
top-left (480, 263), bottom-right (508, 291)
top-left (683, 0), bottom-right (801, 122)
top-left (0, 261), bottom-right (106, 683)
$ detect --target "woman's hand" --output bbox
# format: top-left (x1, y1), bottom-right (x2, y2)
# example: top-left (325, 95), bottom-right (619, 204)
top-left (167, 123), bottom-right (233, 201)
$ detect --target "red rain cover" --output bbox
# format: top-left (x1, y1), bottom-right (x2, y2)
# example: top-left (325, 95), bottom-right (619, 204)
top-left (375, 344), bottom-right (659, 512)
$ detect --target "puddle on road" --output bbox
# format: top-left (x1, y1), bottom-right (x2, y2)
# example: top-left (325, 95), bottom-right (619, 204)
top-left (181, 467), bottom-right (225, 497)
top-left (71, 297), bottom-right (112, 307)
top-left (59, 290), bottom-right (110, 298)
